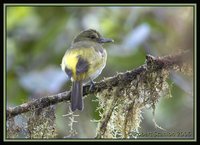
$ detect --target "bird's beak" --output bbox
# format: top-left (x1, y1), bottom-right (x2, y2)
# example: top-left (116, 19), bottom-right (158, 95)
top-left (99, 37), bottom-right (114, 43)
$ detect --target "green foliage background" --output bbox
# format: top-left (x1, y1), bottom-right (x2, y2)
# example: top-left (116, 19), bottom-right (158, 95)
top-left (6, 5), bottom-right (194, 138)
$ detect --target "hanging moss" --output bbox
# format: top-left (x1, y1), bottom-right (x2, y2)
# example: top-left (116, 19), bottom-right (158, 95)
top-left (95, 58), bottom-right (171, 138)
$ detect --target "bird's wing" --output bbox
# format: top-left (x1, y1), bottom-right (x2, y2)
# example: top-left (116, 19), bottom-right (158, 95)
top-left (76, 56), bottom-right (89, 75)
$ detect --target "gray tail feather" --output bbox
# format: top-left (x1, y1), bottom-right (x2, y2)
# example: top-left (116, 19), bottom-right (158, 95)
top-left (71, 81), bottom-right (83, 111)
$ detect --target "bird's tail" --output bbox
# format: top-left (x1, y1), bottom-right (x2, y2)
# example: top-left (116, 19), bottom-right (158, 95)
top-left (71, 81), bottom-right (83, 111)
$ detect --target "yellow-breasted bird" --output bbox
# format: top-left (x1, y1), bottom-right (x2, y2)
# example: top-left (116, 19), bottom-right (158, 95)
top-left (61, 29), bottom-right (113, 111)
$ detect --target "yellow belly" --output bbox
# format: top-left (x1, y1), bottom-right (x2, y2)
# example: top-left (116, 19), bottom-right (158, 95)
top-left (61, 46), bottom-right (107, 82)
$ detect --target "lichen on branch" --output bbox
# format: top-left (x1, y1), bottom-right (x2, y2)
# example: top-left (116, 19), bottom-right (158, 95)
top-left (6, 51), bottom-right (192, 139)
top-left (93, 51), bottom-right (192, 138)
top-left (95, 60), bottom-right (171, 138)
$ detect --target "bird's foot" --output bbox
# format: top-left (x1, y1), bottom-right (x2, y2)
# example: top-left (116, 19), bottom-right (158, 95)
top-left (89, 79), bottom-right (95, 92)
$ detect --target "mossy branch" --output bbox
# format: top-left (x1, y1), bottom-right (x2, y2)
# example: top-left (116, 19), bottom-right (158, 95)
top-left (6, 51), bottom-right (191, 120)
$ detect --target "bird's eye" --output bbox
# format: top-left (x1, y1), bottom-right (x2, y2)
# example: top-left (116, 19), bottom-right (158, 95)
top-left (89, 35), bottom-right (97, 39)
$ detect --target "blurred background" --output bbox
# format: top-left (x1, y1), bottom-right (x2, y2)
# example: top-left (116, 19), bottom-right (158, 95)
top-left (6, 5), bottom-right (194, 138)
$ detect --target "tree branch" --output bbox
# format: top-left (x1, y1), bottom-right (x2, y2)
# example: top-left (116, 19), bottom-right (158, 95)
top-left (6, 51), bottom-right (191, 119)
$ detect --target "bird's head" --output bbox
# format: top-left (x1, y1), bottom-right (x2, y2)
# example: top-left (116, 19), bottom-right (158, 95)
top-left (73, 29), bottom-right (114, 44)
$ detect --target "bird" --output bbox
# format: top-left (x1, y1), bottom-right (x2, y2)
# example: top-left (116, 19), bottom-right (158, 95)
top-left (61, 29), bottom-right (113, 111)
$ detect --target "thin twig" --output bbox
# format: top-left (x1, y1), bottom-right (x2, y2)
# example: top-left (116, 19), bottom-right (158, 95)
top-left (95, 88), bottom-right (119, 138)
